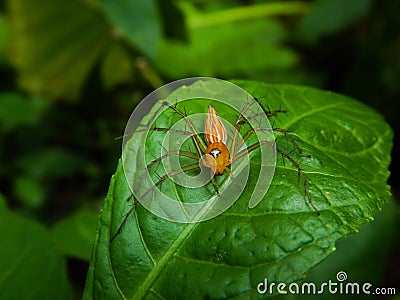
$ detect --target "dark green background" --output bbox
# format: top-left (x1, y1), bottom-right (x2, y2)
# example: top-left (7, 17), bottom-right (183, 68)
top-left (0, 0), bottom-right (398, 299)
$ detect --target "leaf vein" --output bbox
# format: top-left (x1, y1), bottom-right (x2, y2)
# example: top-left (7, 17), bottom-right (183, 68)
top-left (134, 212), bottom-right (156, 266)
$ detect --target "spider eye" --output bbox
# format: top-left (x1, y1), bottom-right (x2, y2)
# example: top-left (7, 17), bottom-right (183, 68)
top-left (210, 148), bottom-right (221, 158)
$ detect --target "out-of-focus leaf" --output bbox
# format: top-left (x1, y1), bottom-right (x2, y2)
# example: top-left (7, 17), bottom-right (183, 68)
top-left (155, 19), bottom-right (298, 78)
top-left (52, 208), bottom-right (99, 261)
top-left (0, 193), bottom-right (6, 211)
top-left (0, 14), bottom-right (7, 63)
top-left (0, 93), bottom-right (43, 131)
top-left (156, 0), bottom-right (188, 41)
top-left (0, 209), bottom-right (73, 299)
top-left (16, 148), bottom-right (84, 178)
top-left (7, 0), bottom-right (112, 100)
top-left (287, 200), bottom-right (398, 300)
top-left (98, 0), bottom-right (162, 58)
top-left (14, 176), bottom-right (46, 209)
top-left (299, 0), bottom-right (372, 42)
top-left (100, 43), bottom-right (133, 90)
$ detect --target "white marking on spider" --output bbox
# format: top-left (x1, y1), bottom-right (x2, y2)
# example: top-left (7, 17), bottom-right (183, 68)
top-left (210, 148), bottom-right (221, 158)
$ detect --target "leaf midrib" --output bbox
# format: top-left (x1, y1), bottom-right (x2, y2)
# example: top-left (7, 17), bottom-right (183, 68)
top-left (132, 219), bottom-right (199, 299)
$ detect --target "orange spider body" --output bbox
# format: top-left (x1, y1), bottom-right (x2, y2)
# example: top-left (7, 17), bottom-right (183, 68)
top-left (202, 106), bottom-right (232, 175)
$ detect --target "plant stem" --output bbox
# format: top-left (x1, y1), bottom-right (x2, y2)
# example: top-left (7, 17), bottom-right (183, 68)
top-left (188, 1), bottom-right (310, 29)
top-left (135, 57), bottom-right (164, 89)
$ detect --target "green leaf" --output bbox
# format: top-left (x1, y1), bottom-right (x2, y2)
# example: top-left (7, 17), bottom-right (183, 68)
top-left (16, 148), bottom-right (84, 178)
top-left (0, 193), bottom-right (7, 211)
top-left (155, 19), bottom-right (298, 78)
top-left (84, 80), bottom-right (392, 299)
top-left (52, 209), bottom-right (99, 261)
top-left (0, 209), bottom-right (73, 299)
top-left (100, 43), bottom-right (133, 90)
top-left (292, 200), bottom-right (398, 300)
top-left (0, 93), bottom-right (43, 131)
top-left (98, 0), bottom-right (162, 58)
top-left (298, 0), bottom-right (373, 42)
top-left (155, 0), bottom-right (188, 42)
top-left (0, 14), bottom-right (7, 63)
top-left (7, 0), bottom-right (112, 100)
top-left (13, 176), bottom-right (46, 209)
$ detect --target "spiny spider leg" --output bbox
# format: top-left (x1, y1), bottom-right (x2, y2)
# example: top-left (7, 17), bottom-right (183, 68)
top-left (233, 140), bottom-right (318, 214)
top-left (233, 140), bottom-right (274, 162)
top-left (275, 147), bottom-right (319, 214)
top-left (117, 102), bottom-right (224, 240)
top-left (142, 127), bottom-right (192, 136)
top-left (140, 163), bottom-right (200, 200)
top-left (210, 177), bottom-right (220, 195)
top-left (130, 102), bottom-right (214, 198)
top-left (227, 96), bottom-right (304, 158)
top-left (233, 126), bottom-right (310, 158)
top-left (162, 101), bottom-right (207, 155)
top-left (132, 102), bottom-right (219, 202)
top-left (146, 150), bottom-right (199, 170)
top-left (112, 162), bottom-right (202, 242)
top-left (229, 97), bottom-right (286, 156)
top-left (237, 109), bottom-right (288, 125)
top-left (237, 96), bottom-right (287, 126)
top-left (229, 97), bottom-right (259, 156)
top-left (273, 128), bottom-right (310, 157)
top-left (134, 102), bottom-right (170, 132)
top-left (152, 102), bottom-right (221, 196)
top-left (232, 127), bottom-right (272, 157)
top-left (132, 150), bottom-right (201, 196)
top-left (111, 201), bottom-right (138, 242)
top-left (222, 166), bottom-right (245, 195)
top-left (254, 96), bottom-right (288, 117)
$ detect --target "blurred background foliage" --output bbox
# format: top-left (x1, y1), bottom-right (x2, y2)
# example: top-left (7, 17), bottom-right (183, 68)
top-left (0, 0), bottom-right (398, 298)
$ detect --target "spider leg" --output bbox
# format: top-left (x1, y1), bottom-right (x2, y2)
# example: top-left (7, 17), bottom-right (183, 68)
top-left (273, 128), bottom-right (310, 157)
top-left (254, 96), bottom-right (288, 117)
top-left (230, 127), bottom-right (273, 158)
top-left (146, 150), bottom-right (199, 171)
top-left (223, 167), bottom-right (245, 195)
top-left (112, 163), bottom-right (201, 242)
top-left (232, 126), bottom-right (310, 159)
top-left (111, 200), bottom-right (138, 242)
top-left (232, 140), bottom-right (319, 215)
top-left (210, 177), bottom-right (220, 195)
top-left (146, 127), bottom-right (192, 136)
top-left (236, 96), bottom-right (287, 127)
top-left (232, 140), bottom-right (274, 162)
top-left (275, 147), bottom-right (319, 215)
top-left (162, 101), bottom-right (208, 156)
top-left (229, 97), bottom-right (258, 156)
top-left (126, 102), bottom-right (210, 202)
top-left (143, 163), bottom-right (201, 202)
top-left (237, 109), bottom-right (287, 125)
top-left (235, 97), bottom-right (298, 156)
top-left (229, 96), bottom-right (287, 157)
top-left (126, 102), bottom-right (213, 207)
top-left (130, 149), bottom-right (200, 201)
